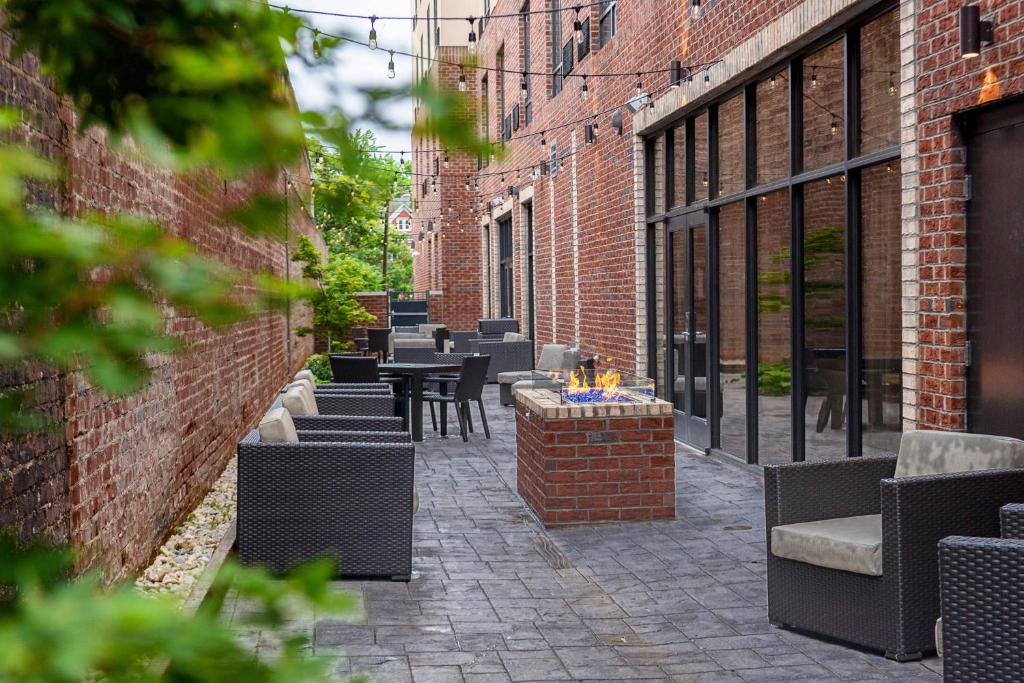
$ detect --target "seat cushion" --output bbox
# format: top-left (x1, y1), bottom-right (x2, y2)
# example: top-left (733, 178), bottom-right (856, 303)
top-left (537, 344), bottom-right (568, 372)
top-left (393, 337), bottom-right (436, 348)
top-left (503, 331), bottom-right (528, 342)
top-left (282, 386), bottom-right (317, 416)
top-left (894, 430), bottom-right (1024, 478)
top-left (294, 369), bottom-right (316, 384)
top-left (771, 514), bottom-right (882, 576)
top-left (258, 407), bottom-right (298, 442)
top-left (497, 370), bottom-right (556, 384)
top-left (418, 323), bottom-right (446, 336)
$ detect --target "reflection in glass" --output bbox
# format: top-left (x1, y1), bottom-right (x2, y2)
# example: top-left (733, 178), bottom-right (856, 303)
top-left (756, 72), bottom-right (789, 185)
top-left (694, 112), bottom-right (709, 202)
top-left (718, 95), bottom-right (744, 197)
top-left (692, 227), bottom-right (708, 419)
top-left (671, 231), bottom-right (687, 412)
top-left (672, 125), bottom-right (686, 207)
top-left (803, 40), bottom-right (844, 170)
top-left (860, 9), bottom-right (900, 153)
top-left (861, 163), bottom-right (902, 454)
top-left (651, 134), bottom-right (666, 214)
top-left (719, 203), bottom-right (746, 458)
top-left (803, 175), bottom-right (847, 461)
top-left (757, 190), bottom-right (792, 464)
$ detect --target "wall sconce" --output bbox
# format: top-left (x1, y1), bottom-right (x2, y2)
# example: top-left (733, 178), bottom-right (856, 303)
top-left (960, 5), bottom-right (994, 59)
top-left (611, 110), bottom-right (624, 136)
top-left (669, 60), bottom-right (682, 88)
top-left (508, 185), bottom-right (520, 198)
top-left (584, 124), bottom-right (597, 144)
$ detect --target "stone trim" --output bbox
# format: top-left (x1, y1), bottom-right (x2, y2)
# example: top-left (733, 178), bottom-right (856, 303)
top-left (515, 388), bottom-right (674, 419)
top-left (898, 0), bottom-right (919, 430)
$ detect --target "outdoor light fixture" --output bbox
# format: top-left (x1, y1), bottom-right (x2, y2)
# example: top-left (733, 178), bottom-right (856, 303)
top-left (580, 75), bottom-right (589, 98)
top-left (669, 60), bottom-right (683, 88)
top-left (635, 73), bottom-right (643, 98)
top-left (610, 109), bottom-right (624, 135)
top-left (574, 7), bottom-right (585, 44)
top-left (701, 171), bottom-right (709, 187)
top-left (625, 95), bottom-right (648, 113)
top-left (769, 74), bottom-right (777, 89)
top-left (830, 116), bottom-right (839, 136)
top-left (584, 123), bottom-right (596, 144)
top-left (443, 150), bottom-right (449, 169)
top-left (690, 0), bottom-right (703, 20)
top-left (387, 51), bottom-right (396, 79)
top-left (810, 67), bottom-right (818, 88)
top-left (368, 16), bottom-right (378, 49)
top-left (540, 131), bottom-right (547, 147)
top-left (960, 5), bottom-right (994, 59)
top-left (520, 73), bottom-right (528, 99)
top-left (467, 17), bottom-right (477, 54)
top-left (458, 69), bottom-right (467, 91)
top-left (704, 67), bottom-right (711, 84)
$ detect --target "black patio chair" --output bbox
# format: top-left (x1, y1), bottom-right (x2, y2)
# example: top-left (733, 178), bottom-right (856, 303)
top-left (367, 327), bottom-right (391, 361)
top-left (423, 354), bottom-right (490, 442)
top-left (329, 355), bottom-right (380, 383)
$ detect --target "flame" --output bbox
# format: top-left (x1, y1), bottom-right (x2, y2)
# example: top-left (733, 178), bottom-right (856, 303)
top-left (567, 366), bottom-right (622, 398)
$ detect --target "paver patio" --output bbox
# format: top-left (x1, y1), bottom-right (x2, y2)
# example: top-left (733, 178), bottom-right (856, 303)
top-left (227, 386), bottom-right (943, 682)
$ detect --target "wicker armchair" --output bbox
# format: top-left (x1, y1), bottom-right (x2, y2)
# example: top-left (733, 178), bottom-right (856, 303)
top-left (477, 318), bottom-right (519, 340)
top-left (450, 331), bottom-right (479, 353)
top-left (469, 332), bottom-right (533, 382)
top-left (237, 427), bottom-right (414, 580)
top-left (939, 503), bottom-right (1024, 681)
top-left (766, 431), bottom-right (1024, 661)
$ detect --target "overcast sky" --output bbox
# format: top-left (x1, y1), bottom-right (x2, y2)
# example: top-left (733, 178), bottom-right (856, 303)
top-left (286, 0), bottom-right (414, 153)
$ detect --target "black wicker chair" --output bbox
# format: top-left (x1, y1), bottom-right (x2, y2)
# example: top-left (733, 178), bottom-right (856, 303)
top-left (424, 354), bottom-right (490, 442)
top-left (939, 503), bottom-right (1024, 681)
top-left (329, 355), bottom-right (381, 383)
top-left (469, 333), bottom-right (533, 383)
top-left (477, 318), bottom-right (519, 340)
top-left (366, 327), bottom-right (391, 361)
top-left (765, 431), bottom-right (1024, 661)
top-left (237, 429), bottom-right (414, 580)
top-left (291, 414), bottom-right (404, 431)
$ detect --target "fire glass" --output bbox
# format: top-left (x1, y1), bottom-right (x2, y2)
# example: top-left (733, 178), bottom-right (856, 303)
top-left (559, 367), bottom-right (657, 404)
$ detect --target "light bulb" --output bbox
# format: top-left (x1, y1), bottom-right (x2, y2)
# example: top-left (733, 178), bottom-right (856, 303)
top-left (690, 0), bottom-right (703, 20)
top-left (368, 17), bottom-right (378, 50)
top-left (520, 73), bottom-right (528, 99)
top-left (769, 75), bottom-right (776, 89)
top-left (811, 68), bottom-right (818, 88)
top-left (635, 73), bottom-right (643, 97)
top-left (701, 171), bottom-right (709, 187)
top-left (830, 117), bottom-right (839, 136)
top-left (888, 72), bottom-right (897, 95)
top-left (458, 72), bottom-right (467, 91)
top-left (574, 17), bottom-right (584, 45)
top-left (467, 18), bottom-right (477, 54)
top-left (580, 76), bottom-right (589, 98)
top-left (387, 52), bottom-right (396, 79)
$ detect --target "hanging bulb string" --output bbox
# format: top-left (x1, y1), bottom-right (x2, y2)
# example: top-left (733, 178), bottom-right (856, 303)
top-left (267, 0), bottom-right (609, 22)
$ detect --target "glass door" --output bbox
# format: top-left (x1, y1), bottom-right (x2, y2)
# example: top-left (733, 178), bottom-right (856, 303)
top-left (668, 216), bottom-right (710, 448)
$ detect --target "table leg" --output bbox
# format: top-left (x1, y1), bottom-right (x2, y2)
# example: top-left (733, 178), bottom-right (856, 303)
top-left (867, 370), bottom-right (883, 428)
top-left (410, 375), bottom-right (424, 442)
top-left (439, 380), bottom-right (448, 437)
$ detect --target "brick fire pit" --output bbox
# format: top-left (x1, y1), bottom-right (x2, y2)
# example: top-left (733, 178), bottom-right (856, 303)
top-left (514, 387), bottom-right (676, 526)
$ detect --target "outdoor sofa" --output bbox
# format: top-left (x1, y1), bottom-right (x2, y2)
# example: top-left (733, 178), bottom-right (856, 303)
top-left (469, 332), bottom-right (534, 383)
top-left (497, 344), bottom-right (580, 406)
top-left (237, 407), bottom-right (414, 580)
top-left (938, 503), bottom-right (1024, 680)
top-left (765, 430), bottom-right (1024, 661)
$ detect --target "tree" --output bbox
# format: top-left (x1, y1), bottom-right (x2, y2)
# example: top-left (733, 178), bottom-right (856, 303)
top-left (292, 235), bottom-right (377, 347)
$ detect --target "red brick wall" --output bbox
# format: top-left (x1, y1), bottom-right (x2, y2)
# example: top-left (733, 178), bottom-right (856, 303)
top-left (355, 292), bottom-right (389, 329)
top-left (0, 32), bottom-right (323, 580)
top-left (914, 0), bottom-right (1024, 429)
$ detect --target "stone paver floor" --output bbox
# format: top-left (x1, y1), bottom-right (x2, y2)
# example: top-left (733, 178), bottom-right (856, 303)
top-left (227, 386), bottom-right (942, 682)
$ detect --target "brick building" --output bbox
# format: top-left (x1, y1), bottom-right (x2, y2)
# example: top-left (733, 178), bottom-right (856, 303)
top-left (0, 32), bottom-right (321, 580)
top-left (414, 0), bottom-right (1024, 467)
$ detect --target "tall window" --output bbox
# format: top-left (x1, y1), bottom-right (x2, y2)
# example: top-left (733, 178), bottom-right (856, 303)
top-left (551, 0), bottom-right (563, 96)
top-left (521, 2), bottom-right (532, 124)
top-left (599, 0), bottom-right (617, 46)
top-left (481, 74), bottom-right (490, 155)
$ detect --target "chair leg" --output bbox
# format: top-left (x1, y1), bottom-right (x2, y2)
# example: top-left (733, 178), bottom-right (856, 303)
top-left (456, 404), bottom-right (469, 442)
top-left (477, 399), bottom-right (491, 439)
top-left (463, 402), bottom-right (474, 432)
top-left (429, 401), bottom-right (437, 432)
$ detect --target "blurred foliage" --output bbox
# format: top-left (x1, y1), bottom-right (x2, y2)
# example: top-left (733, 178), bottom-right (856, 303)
top-left (302, 353), bottom-right (333, 383)
top-left (292, 235), bottom-right (377, 343)
top-left (0, 535), bottom-right (361, 683)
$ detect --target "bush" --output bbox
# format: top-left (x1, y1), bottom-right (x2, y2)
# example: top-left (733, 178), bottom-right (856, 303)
top-left (758, 362), bottom-right (792, 397)
top-left (303, 354), bottom-right (332, 383)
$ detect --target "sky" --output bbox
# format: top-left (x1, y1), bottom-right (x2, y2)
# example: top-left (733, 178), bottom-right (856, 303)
top-left (286, 0), bottom-right (414, 153)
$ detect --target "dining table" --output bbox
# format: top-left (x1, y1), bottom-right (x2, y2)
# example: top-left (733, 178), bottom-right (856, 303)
top-left (379, 362), bottom-right (461, 442)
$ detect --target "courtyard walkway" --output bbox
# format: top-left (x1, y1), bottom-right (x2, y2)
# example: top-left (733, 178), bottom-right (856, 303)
top-left (228, 387), bottom-right (942, 682)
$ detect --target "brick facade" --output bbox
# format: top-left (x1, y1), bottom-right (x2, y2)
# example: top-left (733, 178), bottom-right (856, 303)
top-left (0, 32), bottom-right (322, 580)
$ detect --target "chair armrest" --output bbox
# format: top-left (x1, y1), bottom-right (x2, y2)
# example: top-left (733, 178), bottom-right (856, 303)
top-left (939, 535), bottom-right (1024, 678)
top-left (1001, 503), bottom-right (1024, 539)
top-left (296, 430), bottom-right (411, 443)
top-left (290, 415), bottom-right (404, 431)
top-left (764, 456), bottom-right (897, 529)
top-left (476, 341), bottom-right (534, 380)
top-left (313, 394), bottom-right (394, 416)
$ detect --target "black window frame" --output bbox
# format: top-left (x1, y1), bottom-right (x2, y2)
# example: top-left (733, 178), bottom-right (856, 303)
top-left (642, 0), bottom-right (901, 466)
top-left (599, 0), bottom-right (617, 47)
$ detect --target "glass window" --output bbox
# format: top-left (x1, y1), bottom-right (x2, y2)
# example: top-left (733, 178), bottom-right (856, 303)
top-left (694, 112), bottom-right (709, 202)
top-left (717, 94), bottom-right (745, 198)
top-left (803, 175), bottom-right (847, 461)
top-left (651, 134), bottom-right (665, 213)
top-left (861, 163), bottom-right (902, 454)
top-left (599, 0), bottom-right (617, 46)
top-left (802, 40), bottom-right (844, 171)
top-left (756, 72), bottom-right (789, 185)
top-left (860, 9), bottom-right (900, 153)
top-left (671, 125), bottom-right (686, 208)
top-left (757, 190), bottom-right (791, 465)
top-left (719, 202), bottom-right (746, 458)
top-left (671, 231), bottom-right (687, 412)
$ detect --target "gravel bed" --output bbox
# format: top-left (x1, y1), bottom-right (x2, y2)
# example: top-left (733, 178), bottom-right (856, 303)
top-left (135, 457), bottom-right (237, 600)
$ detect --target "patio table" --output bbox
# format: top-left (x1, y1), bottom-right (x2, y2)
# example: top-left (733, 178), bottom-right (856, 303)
top-left (380, 362), bottom-right (461, 442)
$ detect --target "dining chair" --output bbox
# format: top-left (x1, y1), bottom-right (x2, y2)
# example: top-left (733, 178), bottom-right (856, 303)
top-left (366, 328), bottom-right (391, 361)
top-left (423, 355), bottom-right (491, 442)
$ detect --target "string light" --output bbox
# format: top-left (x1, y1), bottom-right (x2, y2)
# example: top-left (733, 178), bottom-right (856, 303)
top-left (690, 0), bottom-right (703, 20)
top-left (810, 67), bottom-right (818, 89)
top-left (580, 75), bottom-right (589, 98)
top-left (888, 71), bottom-right (897, 95)
top-left (520, 72), bottom-right (528, 99)
top-left (368, 15), bottom-right (378, 49)
top-left (467, 17), bottom-right (477, 55)
top-left (443, 149), bottom-right (449, 169)
top-left (540, 131), bottom-right (547, 147)
top-left (574, 6), bottom-right (584, 44)
top-left (701, 171), bottom-right (709, 187)
top-left (458, 68), bottom-right (467, 91)
top-left (387, 51), bottom-right (396, 79)
top-left (830, 116), bottom-right (839, 136)
top-left (704, 67), bottom-right (711, 84)
top-left (769, 74), bottom-right (777, 89)
top-left (635, 73), bottom-right (643, 97)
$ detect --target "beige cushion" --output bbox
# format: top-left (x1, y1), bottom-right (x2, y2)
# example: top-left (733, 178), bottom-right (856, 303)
top-left (418, 323), bottom-right (446, 336)
top-left (288, 379), bottom-right (317, 413)
top-left (393, 337), bottom-right (435, 349)
top-left (537, 344), bottom-right (568, 372)
top-left (771, 514), bottom-right (882, 576)
top-left (935, 618), bottom-right (943, 658)
top-left (282, 386), bottom-right (317, 416)
top-left (258, 408), bottom-right (299, 442)
top-left (503, 331), bottom-right (528, 342)
top-left (894, 431), bottom-right (1024, 478)
top-left (294, 369), bottom-right (316, 384)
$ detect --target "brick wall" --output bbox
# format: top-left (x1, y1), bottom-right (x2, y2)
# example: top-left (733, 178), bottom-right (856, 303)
top-left (911, 0), bottom-right (1024, 430)
top-left (0, 32), bottom-right (323, 580)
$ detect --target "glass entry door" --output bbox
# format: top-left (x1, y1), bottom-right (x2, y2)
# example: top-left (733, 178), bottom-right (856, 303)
top-left (668, 216), bottom-right (710, 448)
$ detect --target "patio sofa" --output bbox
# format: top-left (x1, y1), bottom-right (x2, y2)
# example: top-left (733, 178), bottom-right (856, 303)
top-left (497, 344), bottom-right (580, 406)
top-left (237, 407), bottom-right (414, 579)
top-left (765, 430), bottom-right (1024, 661)
top-left (477, 318), bottom-right (519, 340)
top-left (938, 503), bottom-right (1024, 680)
top-left (469, 332), bottom-right (534, 383)
top-left (277, 380), bottom-right (395, 418)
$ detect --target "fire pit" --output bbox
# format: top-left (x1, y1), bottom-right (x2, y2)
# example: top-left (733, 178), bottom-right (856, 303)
top-left (514, 369), bottom-right (675, 527)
